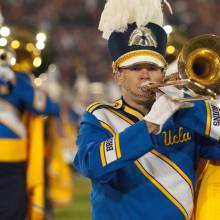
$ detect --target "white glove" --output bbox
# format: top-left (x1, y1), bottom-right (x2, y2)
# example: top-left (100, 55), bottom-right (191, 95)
top-left (144, 92), bottom-right (193, 134)
top-left (158, 85), bottom-right (185, 100)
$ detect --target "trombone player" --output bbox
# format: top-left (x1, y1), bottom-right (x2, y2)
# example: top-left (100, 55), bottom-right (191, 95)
top-left (74, 0), bottom-right (220, 219)
top-left (145, 34), bottom-right (220, 219)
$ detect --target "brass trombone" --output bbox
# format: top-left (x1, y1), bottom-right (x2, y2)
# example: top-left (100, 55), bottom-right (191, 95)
top-left (141, 34), bottom-right (220, 102)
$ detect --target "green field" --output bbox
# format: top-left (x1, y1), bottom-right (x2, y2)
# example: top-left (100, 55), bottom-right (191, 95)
top-left (54, 175), bottom-right (91, 220)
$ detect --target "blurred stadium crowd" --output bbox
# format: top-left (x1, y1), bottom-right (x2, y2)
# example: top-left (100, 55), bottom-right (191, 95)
top-left (1, 0), bottom-right (219, 105)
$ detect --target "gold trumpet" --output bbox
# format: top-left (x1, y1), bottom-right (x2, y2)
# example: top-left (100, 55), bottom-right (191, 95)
top-left (141, 34), bottom-right (220, 102)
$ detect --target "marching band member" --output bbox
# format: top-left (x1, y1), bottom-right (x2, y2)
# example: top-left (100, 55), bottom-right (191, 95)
top-left (73, 1), bottom-right (220, 220)
top-left (0, 47), bottom-right (60, 220)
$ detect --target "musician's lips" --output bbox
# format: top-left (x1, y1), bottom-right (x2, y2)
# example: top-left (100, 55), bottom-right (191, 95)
top-left (139, 81), bottom-right (151, 88)
top-left (139, 81), bottom-right (158, 90)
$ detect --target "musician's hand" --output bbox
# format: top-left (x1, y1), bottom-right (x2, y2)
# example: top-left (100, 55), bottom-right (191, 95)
top-left (158, 85), bottom-right (184, 100)
top-left (143, 93), bottom-right (193, 134)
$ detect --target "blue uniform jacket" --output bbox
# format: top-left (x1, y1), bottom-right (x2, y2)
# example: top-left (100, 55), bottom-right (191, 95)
top-left (0, 71), bottom-right (60, 139)
top-left (74, 98), bottom-right (220, 220)
top-left (174, 100), bottom-right (220, 142)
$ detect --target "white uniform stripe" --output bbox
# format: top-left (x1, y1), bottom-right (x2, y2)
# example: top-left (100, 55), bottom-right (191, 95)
top-left (0, 100), bottom-right (26, 138)
top-left (93, 107), bottom-right (193, 218)
top-left (104, 137), bottom-right (117, 164)
top-left (93, 108), bottom-right (130, 132)
top-left (209, 104), bottom-right (220, 140)
top-left (138, 152), bottom-right (193, 217)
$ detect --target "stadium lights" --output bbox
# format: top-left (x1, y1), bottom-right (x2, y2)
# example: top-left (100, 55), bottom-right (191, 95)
top-left (163, 25), bottom-right (173, 34)
top-left (0, 37), bottom-right (7, 46)
top-left (166, 45), bottom-right (176, 54)
top-left (36, 32), bottom-right (47, 42)
top-left (25, 43), bottom-right (35, 52)
top-left (33, 57), bottom-right (42, 67)
top-left (35, 32), bottom-right (47, 51)
top-left (0, 26), bottom-right (10, 37)
top-left (36, 41), bottom-right (45, 50)
top-left (11, 40), bottom-right (20, 49)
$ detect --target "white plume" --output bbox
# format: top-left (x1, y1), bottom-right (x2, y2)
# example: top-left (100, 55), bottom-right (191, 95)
top-left (98, 0), bottom-right (163, 40)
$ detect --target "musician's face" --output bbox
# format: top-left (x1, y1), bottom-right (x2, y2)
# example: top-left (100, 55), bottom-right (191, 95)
top-left (115, 63), bottom-right (164, 106)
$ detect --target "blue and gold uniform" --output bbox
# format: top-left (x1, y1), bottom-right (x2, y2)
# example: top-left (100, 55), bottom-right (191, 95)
top-left (0, 70), bottom-right (60, 220)
top-left (175, 100), bottom-right (220, 142)
top-left (74, 98), bottom-right (220, 220)
top-left (174, 100), bottom-right (220, 219)
top-left (74, 0), bottom-right (220, 219)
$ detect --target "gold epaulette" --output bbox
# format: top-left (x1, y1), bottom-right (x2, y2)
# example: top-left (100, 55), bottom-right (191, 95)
top-left (86, 99), bottom-right (123, 113)
top-left (86, 102), bottom-right (103, 113)
top-left (111, 99), bottom-right (123, 109)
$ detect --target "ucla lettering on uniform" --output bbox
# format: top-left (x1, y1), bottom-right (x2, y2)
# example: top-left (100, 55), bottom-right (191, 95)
top-left (211, 105), bottom-right (220, 126)
top-left (105, 138), bottom-right (114, 151)
top-left (162, 127), bottom-right (192, 146)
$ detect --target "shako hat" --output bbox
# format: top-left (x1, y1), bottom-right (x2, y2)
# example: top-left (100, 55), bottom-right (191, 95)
top-left (99, 0), bottom-right (168, 72)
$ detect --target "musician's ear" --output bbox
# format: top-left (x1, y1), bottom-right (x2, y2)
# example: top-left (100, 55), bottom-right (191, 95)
top-left (113, 69), bottom-right (123, 86)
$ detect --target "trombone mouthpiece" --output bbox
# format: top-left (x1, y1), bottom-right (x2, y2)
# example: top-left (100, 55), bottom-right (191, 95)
top-left (140, 79), bottom-right (190, 89)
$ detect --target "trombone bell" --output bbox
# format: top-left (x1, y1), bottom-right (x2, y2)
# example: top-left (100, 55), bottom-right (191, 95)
top-left (141, 34), bottom-right (220, 102)
top-left (178, 34), bottom-right (220, 95)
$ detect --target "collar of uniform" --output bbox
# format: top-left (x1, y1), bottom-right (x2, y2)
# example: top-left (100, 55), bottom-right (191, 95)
top-left (112, 97), bottom-right (144, 120)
